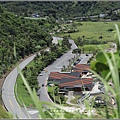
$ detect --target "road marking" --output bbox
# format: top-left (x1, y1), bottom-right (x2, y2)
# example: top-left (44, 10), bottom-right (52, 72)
top-left (9, 100), bottom-right (14, 108)
top-left (56, 66), bottom-right (63, 68)
top-left (55, 56), bottom-right (68, 67)
top-left (28, 110), bottom-right (39, 114)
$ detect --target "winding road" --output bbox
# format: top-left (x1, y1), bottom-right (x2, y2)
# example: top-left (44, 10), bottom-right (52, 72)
top-left (37, 38), bottom-right (78, 103)
top-left (2, 54), bottom-right (37, 118)
top-left (2, 37), bottom-right (92, 118)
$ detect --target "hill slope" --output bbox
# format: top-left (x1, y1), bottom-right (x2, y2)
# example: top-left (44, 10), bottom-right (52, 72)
top-left (1, 1), bottom-right (120, 19)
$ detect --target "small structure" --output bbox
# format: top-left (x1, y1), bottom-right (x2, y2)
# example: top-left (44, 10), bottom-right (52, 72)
top-left (59, 78), bottom-right (93, 93)
top-left (66, 20), bottom-right (73, 24)
top-left (99, 14), bottom-right (106, 18)
top-left (32, 13), bottom-right (39, 18)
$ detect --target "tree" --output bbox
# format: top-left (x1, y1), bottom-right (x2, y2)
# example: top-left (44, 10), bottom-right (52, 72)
top-left (60, 94), bottom-right (65, 104)
top-left (62, 36), bottom-right (71, 50)
top-left (40, 50), bottom-right (44, 60)
top-left (50, 44), bottom-right (57, 52)
top-left (68, 59), bottom-right (71, 68)
top-left (99, 35), bottom-right (103, 41)
top-left (77, 37), bottom-right (83, 46)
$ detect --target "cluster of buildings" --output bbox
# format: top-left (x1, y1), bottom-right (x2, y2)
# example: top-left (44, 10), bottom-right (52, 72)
top-left (48, 64), bottom-right (94, 95)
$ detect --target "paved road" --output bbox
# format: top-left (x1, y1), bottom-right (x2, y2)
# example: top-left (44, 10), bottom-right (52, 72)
top-left (2, 54), bottom-right (39, 118)
top-left (79, 54), bottom-right (93, 64)
top-left (37, 38), bottom-right (78, 103)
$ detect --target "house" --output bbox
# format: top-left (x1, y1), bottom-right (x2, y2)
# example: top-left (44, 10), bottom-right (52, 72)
top-left (59, 78), bottom-right (93, 93)
top-left (48, 72), bottom-right (80, 85)
top-left (99, 14), bottom-right (106, 18)
top-left (32, 13), bottom-right (39, 18)
top-left (66, 20), bottom-right (73, 24)
top-left (73, 64), bottom-right (90, 74)
top-left (48, 64), bottom-right (93, 94)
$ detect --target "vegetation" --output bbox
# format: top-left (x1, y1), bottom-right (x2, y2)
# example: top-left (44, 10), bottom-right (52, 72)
top-left (90, 50), bottom-right (120, 79)
top-left (0, 4), bottom-right (57, 115)
top-left (0, 5), bottom-right (56, 80)
top-left (1, 1), bottom-right (120, 21)
top-left (57, 22), bottom-right (120, 42)
top-left (47, 85), bottom-right (65, 104)
top-left (70, 95), bottom-right (80, 104)
top-left (55, 22), bottom-right (119, 53)
top-left (79, 43), bottom-right (111, 54)
top-left (72, 48), bottom-right (81, 54)
top-left (0, 105), bottom-right (11, 119)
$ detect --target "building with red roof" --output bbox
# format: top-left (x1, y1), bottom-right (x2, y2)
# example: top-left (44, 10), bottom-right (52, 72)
top-left (48, 64), bottom-right (93, 94)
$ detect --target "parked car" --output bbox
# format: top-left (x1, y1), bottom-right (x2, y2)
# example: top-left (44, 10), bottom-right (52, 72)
top-left (73, 60), bottom-right (80, 66)
top-left (39, 73), bottom-right (43, 76)
top-left (76, 59), bottom-right (79, 61)
top-left (45, 70), bottom-right (48, 73)
top-left (73, 63), bottom-right (77, 66)
top-left (75, 61), bottom-right (79, 64)
top-left (43, 68), bottom-right (48, 73)
top-left (80, 57), bottom-right (83, 59)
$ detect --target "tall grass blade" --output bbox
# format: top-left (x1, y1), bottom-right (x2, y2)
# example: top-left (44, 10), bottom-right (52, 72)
top-left (18, 67), bottom-right (46, 118)
top-left (14, 42), bottom-right (17, 60)
top-left (115, 24), bottom-right (120, 56)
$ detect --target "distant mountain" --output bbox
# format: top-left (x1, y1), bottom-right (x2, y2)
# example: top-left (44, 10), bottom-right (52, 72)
top-left (1, 1), bottom-right (120, 19)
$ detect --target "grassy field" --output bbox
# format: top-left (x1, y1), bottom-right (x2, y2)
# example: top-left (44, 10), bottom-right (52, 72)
top-left (15, 75), bottom-right (35, 108)
top-left (79, 43), bottom-right (111, 54)
top-left (57, 22), bottom-right (120, 42)
top-left (14, 61), bottom-right (35, 108)
top-left (15, 76), bottom-right (35, 107)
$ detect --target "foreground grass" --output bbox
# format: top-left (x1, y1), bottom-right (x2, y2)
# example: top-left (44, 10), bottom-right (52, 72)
top-left (70, 95), bottom-right (81, 104)
top-left (0, 105), bottom-right (10, 119)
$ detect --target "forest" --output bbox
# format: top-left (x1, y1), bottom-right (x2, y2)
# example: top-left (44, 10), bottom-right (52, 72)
top-left (1, 1), bottom-right (120, 20)
top-left (0, 5), bottom-right (57, 79)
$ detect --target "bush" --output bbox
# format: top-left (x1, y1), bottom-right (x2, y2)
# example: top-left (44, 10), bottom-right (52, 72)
top-left (108, 28), bottom-right (114, 32)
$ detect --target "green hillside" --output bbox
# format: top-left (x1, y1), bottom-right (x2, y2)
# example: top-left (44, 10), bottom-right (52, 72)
top-left (1, 1), bottom-right (120, 20)
top-left (0, 4), bottom-right (56, 117)
top-left (0, 5), bottom-right (54, 79)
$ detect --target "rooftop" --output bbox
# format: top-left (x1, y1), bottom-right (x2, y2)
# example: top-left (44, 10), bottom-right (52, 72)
top-left (59, 78), bottom-right (93, 87)
top-left (48, 64), bottom-right (93, 88)
top-left (49, 72), bottom-right (80, 80)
